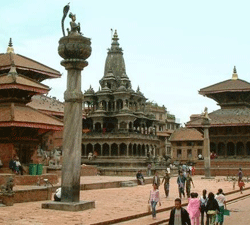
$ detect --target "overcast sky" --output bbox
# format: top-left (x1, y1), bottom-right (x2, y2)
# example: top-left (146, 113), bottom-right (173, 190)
top-left (1, 0), bottom-right (250, 124)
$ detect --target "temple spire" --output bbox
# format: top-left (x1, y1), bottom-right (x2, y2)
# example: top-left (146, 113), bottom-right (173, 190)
top-left (7, 38), bottom-right (14, 54)
top-left (232, 66), bottom-right (238, 80)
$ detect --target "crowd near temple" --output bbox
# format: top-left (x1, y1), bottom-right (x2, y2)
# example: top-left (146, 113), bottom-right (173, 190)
top-left (0, 4), bottom-right (250, 225)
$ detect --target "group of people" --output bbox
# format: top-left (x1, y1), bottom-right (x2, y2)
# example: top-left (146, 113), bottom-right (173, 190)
top-left (9, 156), bottom-right (24, 175)
top-left (168, 188), bottom-right (227, 225)
top-left (146, 169), bottom-right (230, 225)
top-left (177, 171), bottom-right (195, 199)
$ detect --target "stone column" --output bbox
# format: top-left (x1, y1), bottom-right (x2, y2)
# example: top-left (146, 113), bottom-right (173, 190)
top-left (59, 28), bottom-right (91, 202)
top-left (202, 118), bottom-right (211, 178)
top-left (100, 144), bottom-right (103, 156)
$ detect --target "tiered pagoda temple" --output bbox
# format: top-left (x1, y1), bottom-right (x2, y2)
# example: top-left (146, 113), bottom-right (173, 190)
top-left (0, 39), bottom-right (63, 168)
top-left (186, 67), bottom-right (250, 158)
top-left (82, 31), bottom-right (160, 167)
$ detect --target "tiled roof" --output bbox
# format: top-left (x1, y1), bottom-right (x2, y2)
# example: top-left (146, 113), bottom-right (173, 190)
top-left (0, 103), bottom-right (63, 130)
top-left (169, 128), bottom-right (203, 141)
top-left (0, 73), bottom-right (49, 93)
top-left (28, 95), bottom-right (64, 115)
top-left (199, 79), bottom-right (250, 95)
top-left (0, 53), bottom-right (61, 78)
top-left (186, 107), bottom-right (250, 127)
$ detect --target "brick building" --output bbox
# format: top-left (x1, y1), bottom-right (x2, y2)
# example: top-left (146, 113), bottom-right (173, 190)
top-left (0, 40), bottom-right (63, 168)
top-left (186, 67), bottom-right (250, 159)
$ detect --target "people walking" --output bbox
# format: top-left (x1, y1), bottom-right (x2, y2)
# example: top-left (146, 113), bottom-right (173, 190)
top-left (186, 173), bottom-right (195, 198)
top-left (152, 171), bottom-right (161, 188)
top-left (187, 192), bottom-right (200, 225)
top-left (200, 189), bottom-right (208, 225)
top-left (148, 183), bottom-right (161, 220)
top-left (169, 198), bottom-right (191, 225)
top-left (162, 171), bottom-right (170, 197)
top-left (177, 171), bottom-right (186, 199)
top-left (205, 192), bottom-right (220, 225)
top-left (215, 189), bottom-right (226, 225)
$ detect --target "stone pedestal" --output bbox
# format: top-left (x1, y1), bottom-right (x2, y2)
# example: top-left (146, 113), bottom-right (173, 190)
top-left (42, 200), bottom-right (95, 212)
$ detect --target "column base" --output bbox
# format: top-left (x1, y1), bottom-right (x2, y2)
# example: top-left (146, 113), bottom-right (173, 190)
top-left (41, 200), bottom-right (95, 212)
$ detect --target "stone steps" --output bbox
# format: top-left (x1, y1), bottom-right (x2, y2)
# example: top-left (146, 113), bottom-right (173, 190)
top-left (120, 181), bottom-right (137, 187)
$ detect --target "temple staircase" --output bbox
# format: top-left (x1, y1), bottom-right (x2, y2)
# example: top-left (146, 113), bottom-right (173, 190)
top-left (81, 157), bottom-right (166, 176)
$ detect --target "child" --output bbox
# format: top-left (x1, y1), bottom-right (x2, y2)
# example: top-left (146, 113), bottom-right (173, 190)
top-left (187, 192), bottom-right (200, 225)
top-left (148, 183), bottom-right (161, 220)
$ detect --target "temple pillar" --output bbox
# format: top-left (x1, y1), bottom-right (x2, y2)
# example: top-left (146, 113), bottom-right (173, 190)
top-left (43, 13), bottom-right (95, 211)
top-left (118, 144), bottom-right (120, 156)
top-left (202, 118), bottom-right (211, 178)
top-left (100, 144), bottom-right (103, 156)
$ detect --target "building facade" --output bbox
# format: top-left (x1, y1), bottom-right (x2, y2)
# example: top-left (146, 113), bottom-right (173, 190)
top-left (186, 67), bottom-right (250, 159)
top-left (170, 128), bottom-right (203, 162)
top-left (0, 40), bottom-right (63, 167)
top-left (81, 31), bottom-right (160, 161)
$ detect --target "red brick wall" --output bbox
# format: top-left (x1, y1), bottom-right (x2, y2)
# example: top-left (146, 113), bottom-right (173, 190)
top-left (0, 143), bottom-right (15, 168)
top-left (0, 174), bottom-right (58, 186)
top-left (13, 187), bottom-right (52, 203)
top-left (15, 174), bottom-right (58, 185)
top-left (81, 165), bottom-right (98, 176)
top-left (196, 168), bottom-right (250, 176)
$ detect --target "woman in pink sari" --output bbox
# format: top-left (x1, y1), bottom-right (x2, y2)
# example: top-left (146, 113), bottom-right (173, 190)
top-left (187, 192), bottom-right (201, 225)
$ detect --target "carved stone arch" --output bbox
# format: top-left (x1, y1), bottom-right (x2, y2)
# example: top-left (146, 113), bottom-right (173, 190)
top-left (227, 142), bottom-right (235, 156)
top-left (95, 122), bottom-right (101, 132)
top-left (129, 143), bottom-right (133, 156)
top-left (236, 142), bottom-right (244, 156)
top-left (111, 143), bottom-right (118, 156)
top-left (246, 142), bottom-right (250, 155)
top-left (138, 144), bottom-right (142, 156)
top-left (81, 144), bottom-right (86, 156)
top-left (142, 144), bottom-right (146, 156)
top-left (86, 143), bottom-right (93, 154)
top-left (117, 99), bottom-right (123, 111)
top-left (103, 143), bottom-right (109, 156)
top-left (120, 121), bottom-right (127, 129)
top-left (133, 143), bottom-right (137, 156)
top-left (120, 143), bottom-right (127, 156)
top-left (210, 142), bottom-right (216, 154)
top-left (218, 142), bottom-right (225, 156)
top-left (94, 143), bottom-right (101, 156)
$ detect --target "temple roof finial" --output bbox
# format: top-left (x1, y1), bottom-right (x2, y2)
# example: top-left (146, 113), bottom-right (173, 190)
top-left (7, 38), bottom-right (14, 54)
top-left (112, 30), bottom-right (119, 41)
top-left (232, 65), bottom-right (238, 80)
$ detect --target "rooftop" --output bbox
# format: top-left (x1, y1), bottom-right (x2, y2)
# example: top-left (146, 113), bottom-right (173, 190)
top-left (170, 127), bottom-right (203, 141)
top-left (186, 107), bottom-right (250, 127)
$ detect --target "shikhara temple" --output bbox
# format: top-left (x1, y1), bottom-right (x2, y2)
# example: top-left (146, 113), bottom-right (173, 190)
top-left (186, 67), bottom-right (250, 158)
top-left (81, 30), bottom-right (167, 174)
top-left (0, 39), bottom-right (63, 168)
